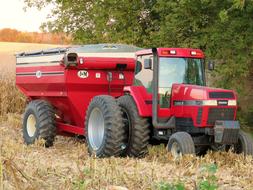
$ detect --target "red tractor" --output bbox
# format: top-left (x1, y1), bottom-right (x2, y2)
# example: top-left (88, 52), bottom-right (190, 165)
top-left (16, 44), bottom-right (253, 158)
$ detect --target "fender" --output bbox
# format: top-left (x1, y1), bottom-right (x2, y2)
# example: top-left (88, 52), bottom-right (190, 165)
top-left (123, 86), bottom-right (152, 117)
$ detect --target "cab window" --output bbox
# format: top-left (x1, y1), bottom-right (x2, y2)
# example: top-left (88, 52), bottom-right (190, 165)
top-left (134, 55), bottom-right (153, 93)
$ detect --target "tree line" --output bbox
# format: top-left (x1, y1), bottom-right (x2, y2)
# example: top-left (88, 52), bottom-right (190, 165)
top-left (0, 28), bottom-right (71, 44)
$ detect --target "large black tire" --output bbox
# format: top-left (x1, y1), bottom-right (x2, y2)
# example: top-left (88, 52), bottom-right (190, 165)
top-left (167, 132), bottom-right (195, 158)
top-left (117, 95), bottom-right (150, 157)
top-left (233, 130), bottom-right (253, 156)
top-left (23, 100), bottom-right (56, 147)
top-left (85, 95), bottom-right (125, 157)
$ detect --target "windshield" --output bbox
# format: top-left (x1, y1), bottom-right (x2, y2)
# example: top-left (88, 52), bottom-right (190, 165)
top-left (159, 57), bottom-right (205, 94)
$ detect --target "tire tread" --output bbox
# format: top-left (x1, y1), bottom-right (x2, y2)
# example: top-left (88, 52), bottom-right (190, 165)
top-left (23, 100), bottom-right (56, 147)
top-left (167, 132), bottom-right (195, 156)
top-left (85, 95), bottom-right (125, 157)
top-left (117, 95), bottom-right (150, 157)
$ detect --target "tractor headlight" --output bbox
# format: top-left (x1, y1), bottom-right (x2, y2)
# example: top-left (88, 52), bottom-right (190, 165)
top-left (202, 100), bottom-right (217, 106)
top-left (228, 100), bottom-right (237, 106)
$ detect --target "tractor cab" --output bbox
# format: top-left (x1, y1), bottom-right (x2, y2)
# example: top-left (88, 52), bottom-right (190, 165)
top-left (133, 48), bottom-right (212, 129)
top-left (135, 48), bottom-right (206, 108)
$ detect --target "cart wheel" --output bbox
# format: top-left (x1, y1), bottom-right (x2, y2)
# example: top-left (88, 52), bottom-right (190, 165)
top-left (85, 95), bottom-right (125, 157)
top-left (23, 100), bottom-right (56, 147)
top-left (117, 95), bottom-right (150, 157)
top-left (233, 130), bottom-right (253, 156)
top-left (167, 132), bottom-right (195, 158)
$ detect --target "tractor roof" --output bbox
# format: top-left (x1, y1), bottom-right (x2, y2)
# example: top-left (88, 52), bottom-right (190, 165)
top-left (136, 48), bottom-right (205, 58)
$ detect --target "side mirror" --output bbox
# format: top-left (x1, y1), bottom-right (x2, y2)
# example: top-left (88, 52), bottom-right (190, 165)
top-left (144, 59), bottom-right (152, 69)
top-left (208, 60), bottom-right (215, 71)
top-left (64, 52), bottom-right (78, 67)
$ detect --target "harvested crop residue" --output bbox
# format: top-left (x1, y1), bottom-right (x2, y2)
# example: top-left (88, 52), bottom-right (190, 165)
top-left (0, 119), bottom-right (253, 190)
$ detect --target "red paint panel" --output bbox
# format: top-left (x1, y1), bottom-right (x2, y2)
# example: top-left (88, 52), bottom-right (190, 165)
top-left (124, 86), bottom-right (152, 117)
top-left (57, 122), bottom-right (84, 135)
top-left (16, 65), bottom-right (65, 73)
top-left (77, 57), bottom-right (136, 70)
top-left (16, 56), bottom-right (136, 135)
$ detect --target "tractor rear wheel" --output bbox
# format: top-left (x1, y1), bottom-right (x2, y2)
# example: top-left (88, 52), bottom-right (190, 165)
top-left (117, 95), bottom-right (150, 157)
top-left (85, 95), bottom-right (125, 157)
top-left (233, 130), bottom-right (253, 156)
top-left (23, 100), bottom-right (56, 147)
top-left (167, 132), bottom-right (195, 158)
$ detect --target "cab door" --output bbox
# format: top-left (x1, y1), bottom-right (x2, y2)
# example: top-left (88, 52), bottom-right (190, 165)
top-left (134, 55), bottom-right (172, 118)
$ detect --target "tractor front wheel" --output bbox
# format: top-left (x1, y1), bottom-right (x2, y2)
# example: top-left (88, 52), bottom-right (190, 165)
top-left (232, 130), bottom-right (253, 156)
top-left (23, 100), bottom-right (56, 147)
top-left (85, 95), bottom-right (125, 157)
top-left (167, 132), bottom-right (195, 158)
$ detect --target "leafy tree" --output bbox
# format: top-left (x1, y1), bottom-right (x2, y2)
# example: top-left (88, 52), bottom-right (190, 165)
top-left (25, 0), bottom-right (157, 45)
top-left (25, 0), bottom-right (253, 123)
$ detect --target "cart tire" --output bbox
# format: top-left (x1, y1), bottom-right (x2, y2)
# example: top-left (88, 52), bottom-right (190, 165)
top-left (23, 100), bottom-right (56, 147)
top-left (233, 130), bottom-right (253, 156)
top-left (167, 132), bottom-right (195, 158)
top-left (85, 95), bottom-right (125, 157)
top-left (117, 95), bottom-right (150, 157)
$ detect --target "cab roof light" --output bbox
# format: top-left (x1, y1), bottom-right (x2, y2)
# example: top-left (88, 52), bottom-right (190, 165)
top-left (161, 50), bottom-right (177, 55)
top-left (170, 50), bottom-right (176, 55)
top-left (191, 51), bottom-right (197, 56)
top-left (161, 50), bottom-right (169, 55)
top-left (191, 51), bottom-right (202, 56)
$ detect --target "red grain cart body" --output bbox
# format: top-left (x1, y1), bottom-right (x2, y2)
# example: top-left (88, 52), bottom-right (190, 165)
top-left (16, 44), bottom-right (137, 135)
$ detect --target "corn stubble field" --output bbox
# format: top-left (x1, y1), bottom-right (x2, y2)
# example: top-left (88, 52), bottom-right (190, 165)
top-left (0, 42), bottom-right (253, 190)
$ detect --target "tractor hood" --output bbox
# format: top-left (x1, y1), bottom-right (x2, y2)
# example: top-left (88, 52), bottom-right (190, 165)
top-left (171, 83), bottom-right (236, 102)
top-left (170, 83), bottom-right (237, 127)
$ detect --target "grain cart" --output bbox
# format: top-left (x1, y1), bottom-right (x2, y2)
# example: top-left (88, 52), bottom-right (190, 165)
top-left (16, 44), bottom-right (139, 157)
top-left (16, 44), bottom-right (253, 158)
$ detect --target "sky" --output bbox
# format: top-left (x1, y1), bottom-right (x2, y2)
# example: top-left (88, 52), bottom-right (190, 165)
top-left (0, 0), bottom-right (52, 32)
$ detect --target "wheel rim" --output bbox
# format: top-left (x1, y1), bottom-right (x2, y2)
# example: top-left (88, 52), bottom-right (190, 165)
top-left (171, 142), bottom-right (182, 158)
top-left (88, 107), bottom-right (105, 150)
top-left (27, 114), bottom-right (37, 137)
